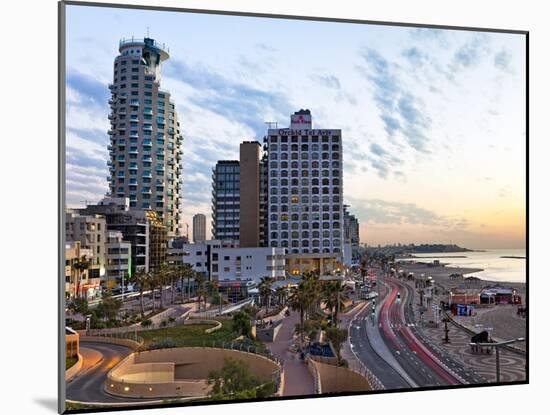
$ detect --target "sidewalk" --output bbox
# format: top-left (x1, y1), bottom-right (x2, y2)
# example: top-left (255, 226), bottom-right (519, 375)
top-left (265, 311), bottom-right (315, 396)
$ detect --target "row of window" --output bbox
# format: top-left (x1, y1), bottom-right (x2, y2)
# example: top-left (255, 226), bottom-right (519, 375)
top-left (270, 144), bottom-right (340, 152)
top-left (270, 161), bottom-right (339, 169)
top-left (269, 135), bottom-right (340, 143)
top-left (270, 170), bottom-right (340, 178)
top-left (269, 152), bottom-right (340, 160)
top-left (267, 184), bottom-right (341, 194)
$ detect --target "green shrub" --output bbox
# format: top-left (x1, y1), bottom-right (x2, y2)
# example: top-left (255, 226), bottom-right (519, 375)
top-left (141, 318), bottom-right (152, 327)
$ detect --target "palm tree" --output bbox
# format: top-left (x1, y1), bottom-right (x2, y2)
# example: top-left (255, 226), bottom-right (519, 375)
top-left (302, 271), bottom-right (321, 319)
top-left (194, 272), bottom-right (206, 312)
top-left (275, 286), bottom-right (287, 306)
top-left (72, 255), bottom-right (90, 299)
top-left (258, 277), bottom-right (274, 315)
top-left (288, 281), bottom-right (310, 342)
top-left (178, 263), bottom-right (194, 303)
top-left (322, 281), bottom-right (349, 328)
top-left (132, 268), bottom-right (149, 317)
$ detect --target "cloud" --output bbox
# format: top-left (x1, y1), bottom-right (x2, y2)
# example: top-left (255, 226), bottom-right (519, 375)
top-left (66, 71), bottom-right (110, 109)
top-left (494, 49), bottom-right (514, 73)
top-left (347, 197), bottom-right (468, 230)
top-left (358, 48), bottom-right (432, 153)
top-left (164, 59), bottom-right (293, 137)
top-left (313, 74), bottom-right (341, 89)
top-left (448, 34), bottom-right (490, 74)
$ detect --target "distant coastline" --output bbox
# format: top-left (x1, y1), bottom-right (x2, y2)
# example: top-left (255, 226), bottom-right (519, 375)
top-left (500, 256), bottom-right (526, 259)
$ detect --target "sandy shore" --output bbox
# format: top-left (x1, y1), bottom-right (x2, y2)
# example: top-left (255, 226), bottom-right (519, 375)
top-left (396, 261), bottom-right (526, 298)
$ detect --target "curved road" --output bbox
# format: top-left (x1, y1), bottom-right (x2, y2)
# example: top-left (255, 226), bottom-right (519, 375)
top-left (67, 342), bottom-right (152, 404)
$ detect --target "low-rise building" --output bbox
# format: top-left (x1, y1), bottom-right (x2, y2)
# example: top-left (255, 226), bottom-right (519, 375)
top-left (104, 230), bottom-right (132, 291)
top-left (65, 241), bottom-right (101, 299)
top-left (66, 211), bottom-right (107, 277)
top-left (448, 288), bottom-right (481, 305)
top-left (168, 239), bottom-right (286, 286)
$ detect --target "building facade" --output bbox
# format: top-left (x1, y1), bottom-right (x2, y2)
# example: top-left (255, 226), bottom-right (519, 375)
top-left (65, 241), bottom-right (101, 299)
top-left (344, 205), bottom-right (360, 262)
top-left (78, 197), bottom-right (167, 274)
top-left (107, 37), bottom-right (183, 237)
top-left (266, 109), bottom-right (344, 274)
top-left (239, 141), bottom-right (262, 247)
top-left (168, 240), bottom-right (286, 284)
top-left (65, 211), bottom-right (107, 277)
top-left (104, 230), bottom-right (132, 290)
top-left (192, 213), bottom-right (206, 244)
top-left (211, 160), bottom-right (240, 242)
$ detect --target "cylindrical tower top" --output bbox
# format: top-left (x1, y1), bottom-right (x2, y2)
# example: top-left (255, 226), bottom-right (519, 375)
top-left (118, 37), bottom-right (170, 61)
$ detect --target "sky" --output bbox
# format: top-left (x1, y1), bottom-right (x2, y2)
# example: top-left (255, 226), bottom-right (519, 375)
top-left (65, 4), bottom-right (526, 249)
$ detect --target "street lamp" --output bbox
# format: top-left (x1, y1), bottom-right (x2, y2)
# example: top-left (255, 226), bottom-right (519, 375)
top-left (469, 337), bottom-right (525, 383)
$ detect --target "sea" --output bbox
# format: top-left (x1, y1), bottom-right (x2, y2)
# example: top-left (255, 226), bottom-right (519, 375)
top-left (398, 249), bottom-right (526, 283)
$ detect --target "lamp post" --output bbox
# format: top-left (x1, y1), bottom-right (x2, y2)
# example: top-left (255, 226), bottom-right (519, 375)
top-left (469, 338), bottom-right (525, 383)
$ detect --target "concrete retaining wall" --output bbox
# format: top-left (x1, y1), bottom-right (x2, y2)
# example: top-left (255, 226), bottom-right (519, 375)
top-left (106, 347), bottom-right (281, 399)
top-left (65, 353), bottom-right (83, 382)
top-left (307, 358), bottom-right (371, 394)
top-left (79, 335), bottom-right (143, 351)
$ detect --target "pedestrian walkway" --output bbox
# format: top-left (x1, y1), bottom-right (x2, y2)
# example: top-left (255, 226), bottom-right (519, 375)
top-left (265, 311), bottom-right (315, 396)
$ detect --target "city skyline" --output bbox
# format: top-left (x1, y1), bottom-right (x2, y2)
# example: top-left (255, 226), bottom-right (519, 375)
top-left (65, 5), bottom-right (526, 249)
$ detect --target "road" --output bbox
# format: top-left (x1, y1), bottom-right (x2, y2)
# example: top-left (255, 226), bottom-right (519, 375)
top-left (377, 276), bottom-right (484, 387)
top-left (348, 285), bottom-right (410, 390)
top-left (66, 342), bottom-right (150, 404)
top-left (348, 269), bottom-right (486, 390)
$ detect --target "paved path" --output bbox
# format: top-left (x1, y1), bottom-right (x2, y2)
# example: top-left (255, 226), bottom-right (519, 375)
top-left (265, 311), bottom-right (316, 396)
top-left (412, 289), bottom-right (526, 383)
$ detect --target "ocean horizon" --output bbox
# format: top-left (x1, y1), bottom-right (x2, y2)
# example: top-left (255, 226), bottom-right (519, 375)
top-left (398, 248), bottom-right (526, 283)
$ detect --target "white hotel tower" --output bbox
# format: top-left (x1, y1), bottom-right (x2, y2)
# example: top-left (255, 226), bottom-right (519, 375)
top-left (266, 110), bottom-right (344, 274)
top-left (107, 37), bottom-right (183, 237)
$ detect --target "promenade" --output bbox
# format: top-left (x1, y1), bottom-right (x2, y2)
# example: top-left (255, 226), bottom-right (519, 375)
top-left (265, 311), bottom-right (315, 396)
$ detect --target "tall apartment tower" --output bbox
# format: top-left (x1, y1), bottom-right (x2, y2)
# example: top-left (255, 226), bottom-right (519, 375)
top-left (107, 37), bottom-right (183, 237)
top-left (211, 160), bottom-right (240, 242)
top-left (266, 109), bottom-right (344, 274)
top-left (239, 142), bottom-right (261, 247)
top-left (192, 213), bottom-right (206, 243)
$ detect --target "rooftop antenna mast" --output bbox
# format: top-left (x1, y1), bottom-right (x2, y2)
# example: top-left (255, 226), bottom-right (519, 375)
top-left (146, 26), bottom-right (150, 37)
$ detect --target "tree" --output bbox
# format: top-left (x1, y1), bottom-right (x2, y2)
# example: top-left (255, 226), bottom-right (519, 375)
top-left (72, 255), bottom-right (90, 299)
top-left (207, 357), bottom-right (271, 400)
top-left (275, 286), bottom-right (287, 306)
top-left (95, 294), bottom-right (122, 322)
top-left (194, 272), bottom-right (207, 312)
top-left (67, 297), bottom-right (89, 316)
top-left (288, 281), bottom-right (310, 342)
top-left (178, 263), bottom-right (194, 303)
top-left (132, 269), bottom-right (149, 317)
top-left (232, 310), bottom-right (253, 338)
top-left (325, 327), bottom-right (348, 363)
top-left (321, 281), bottom-right (349, 328)
top-left (258, 277), bottom-right (274, 315)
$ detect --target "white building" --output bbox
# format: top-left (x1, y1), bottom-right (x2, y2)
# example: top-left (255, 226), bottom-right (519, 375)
top-left (266, 109), bottom-right (344, 274)
top-left (168, 240), bottom-right (286, 283)
top-left (104, 230), bottom-right (132, 290)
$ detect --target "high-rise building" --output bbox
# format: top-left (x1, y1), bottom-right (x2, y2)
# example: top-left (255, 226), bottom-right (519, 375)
top-left (344, 205), bottom-right (360, 261)
top-left (211, 160), bottom-right (240, 242)
top-left (239, 142), bottom-right (261, 247)
top-left (107, 37), bottom-right (183, 237)
top-left (192, 213), bottom-right (206, 244)
top-left (266, 109), bottom-right (344, 274)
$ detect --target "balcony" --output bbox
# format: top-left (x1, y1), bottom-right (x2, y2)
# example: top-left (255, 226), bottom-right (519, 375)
top-left (130, 100), bottom-right (140, 107)
top-left (108, 130), bottom-right (115, 136)
top-left (143, 125), bottom-right (153, 131)
top-left (108, 99), bottom-right (116, 105)
top-left (108, 83), bottom-right (115, 90)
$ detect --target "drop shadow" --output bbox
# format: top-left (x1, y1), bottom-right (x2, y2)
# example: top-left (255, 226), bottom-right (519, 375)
top-left (34, 397), bottom-right (58, 413)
